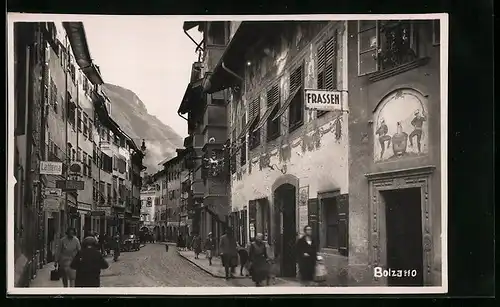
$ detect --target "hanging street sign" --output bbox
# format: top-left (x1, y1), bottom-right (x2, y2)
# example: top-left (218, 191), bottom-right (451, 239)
top-left (44, 188), bottom-right (63, 197)
top-left (305, 89), bottom-right (346, 112)
top-left (56, 180), bottom-right (85, 191)
top-left (40, 161), bottom-right (63, 175)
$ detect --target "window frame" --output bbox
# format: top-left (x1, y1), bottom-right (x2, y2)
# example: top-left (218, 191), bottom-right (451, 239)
top-left (358, 20), bottom-right (419, 76)
top-left (357, 20), bottom-right (380, 76)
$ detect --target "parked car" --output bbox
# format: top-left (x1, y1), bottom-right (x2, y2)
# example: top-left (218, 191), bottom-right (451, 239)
top-left (122, 234), bottom-right (141, 252)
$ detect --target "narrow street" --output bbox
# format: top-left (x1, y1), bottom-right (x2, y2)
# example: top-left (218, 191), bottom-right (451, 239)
top-left (32, 244), bottom-right (256, 287)
top-left (102, 244), bottom-right (255, 287)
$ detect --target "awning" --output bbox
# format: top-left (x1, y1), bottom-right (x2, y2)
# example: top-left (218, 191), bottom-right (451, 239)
top-left (177, 79), bottom-right (204, 114)
top-left (238, 115), bottom-right (258, 139)
top-left (252, 102), bottom-right (279, 132)
top-left (272, 86), bottom-right (302, 121)
top-left (205, 22), bottom-right (282, 94)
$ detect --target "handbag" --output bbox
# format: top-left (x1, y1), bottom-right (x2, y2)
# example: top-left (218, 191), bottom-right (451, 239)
top-left (50, 265), bottom-right (60, 281)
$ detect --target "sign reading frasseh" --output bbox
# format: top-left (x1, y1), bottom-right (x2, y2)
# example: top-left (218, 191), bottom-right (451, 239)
top-left (305, 89), bottom-right (347, 112)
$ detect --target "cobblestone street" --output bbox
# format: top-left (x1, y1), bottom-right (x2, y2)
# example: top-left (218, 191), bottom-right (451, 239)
top-left (31, 244), bottom-right (263, 287)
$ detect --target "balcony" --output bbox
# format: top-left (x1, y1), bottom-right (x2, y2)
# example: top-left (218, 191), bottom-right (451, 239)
top-left (202, 104), bottom-right (227, 130)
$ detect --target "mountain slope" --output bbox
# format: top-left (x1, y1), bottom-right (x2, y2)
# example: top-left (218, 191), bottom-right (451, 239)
top-left (102, 83), bottom-right (183, 172)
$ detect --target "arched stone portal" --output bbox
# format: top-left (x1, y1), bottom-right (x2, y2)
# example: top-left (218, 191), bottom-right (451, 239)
top-left (272, 174), bottom-right (299, 278)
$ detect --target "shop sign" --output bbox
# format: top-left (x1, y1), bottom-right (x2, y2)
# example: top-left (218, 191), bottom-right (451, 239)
top-left (44, 188), bottom-right (62, 197)
top-left (305, 89), bottom-right (345, 112)
top-left (92, 211), bottom-right (105, 216)
top-left (78, 203), bottom-right (92, 211)
top-left (56, 180), bottom-right (85, 191)
top-left (43, 198), bottom-right (61, 212)
top-left (40, 161), bottom-right (63, 175)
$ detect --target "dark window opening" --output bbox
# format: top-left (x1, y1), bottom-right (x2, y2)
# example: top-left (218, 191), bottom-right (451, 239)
top-left (266, 84), bottom-right (281, 141)
top-left (324, 197), bottom-right (339, 249)
top-left (208, 22), bottom-right (228, 45)
top-left (316, 31), bottom-right (338, 118)
top-left (288, 65), bottom-right (304, 132)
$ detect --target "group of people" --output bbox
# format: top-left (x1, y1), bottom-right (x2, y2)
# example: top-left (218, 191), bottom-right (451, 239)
top-left (53, 228), bottom-right (123, 287)
top-left (191, 225), bottom-right (321, 287)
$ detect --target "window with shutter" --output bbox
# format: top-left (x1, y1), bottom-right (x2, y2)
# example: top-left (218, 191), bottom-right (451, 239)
top-left (316, 31), bottom-right (338, 118)
top-left (240, 113), bottom-right (247, 166)
top-left (77, 108), bottom-right (82, 132)
top-left (249, 98), bottom-right (261, 150)
top-left (266, 84), bottom-right (281, 141)
top-left (288, 65), bottom-right (304, 131)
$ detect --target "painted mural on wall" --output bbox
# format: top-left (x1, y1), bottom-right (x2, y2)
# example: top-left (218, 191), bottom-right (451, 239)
top-left (373, 89), bottom-right (428, 162)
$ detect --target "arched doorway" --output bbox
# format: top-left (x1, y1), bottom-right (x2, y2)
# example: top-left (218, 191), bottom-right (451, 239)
top-left (274, 183), bottom-right (297, 278)
top-left (161, 226), bottom-right (166, 242)
top-left (153, 226), bottom-right (160, 242)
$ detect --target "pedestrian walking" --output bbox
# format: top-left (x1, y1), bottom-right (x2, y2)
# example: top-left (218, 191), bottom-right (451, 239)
top-left (186, 233), bottom-right (193, 251)
top-left (177, 233), bottom-right (185, 250)
top-left (55, 228), bottom-right (81, 287)
top-left (248, 233), bottom-right (270, 287)
top-left (70, 236), bottom-right (109, 287)
top-left (112, 234), bottom-right (121, 262)
top-left (204, 232), bottom-right (216, 266)
top-left (219, 227), bottom-right (238, 280)
top-left (237, 243), bottom-right (250, 277)
top-left (191, 233), bottom-right (202, 259)
top-left (296, 225), bottom-right (318, 286)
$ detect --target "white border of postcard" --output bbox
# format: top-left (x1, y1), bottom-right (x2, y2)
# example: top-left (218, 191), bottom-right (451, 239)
top-left (7, 13), bottom-right (449, 295)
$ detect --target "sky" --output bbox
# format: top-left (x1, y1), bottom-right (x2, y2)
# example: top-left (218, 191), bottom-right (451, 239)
top-left (79, 16), bottom-right (202, 138)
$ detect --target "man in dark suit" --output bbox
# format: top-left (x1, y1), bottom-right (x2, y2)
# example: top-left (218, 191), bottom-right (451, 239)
top-left (219, 227), bottom-right (238, 280)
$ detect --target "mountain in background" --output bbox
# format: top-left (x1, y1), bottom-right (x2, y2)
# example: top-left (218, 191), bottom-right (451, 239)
top-left (102, 83), bottom-right (184, 172)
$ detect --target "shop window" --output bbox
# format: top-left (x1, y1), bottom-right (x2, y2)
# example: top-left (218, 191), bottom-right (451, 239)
top-left (266, 84), bottom-right (281, 141)
top-left (316, 31), bottom-right (338, 118)
top-left (288, 65), bottom-right (304, 132)
top-left (249, 98), bottom-right (261, 150)
top-left (358, 20), bottom-right (418, 76)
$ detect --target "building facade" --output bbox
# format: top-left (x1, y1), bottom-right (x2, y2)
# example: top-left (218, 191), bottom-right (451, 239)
top-left (178, 21), bottom-right (233, 241)
top-left (205, 21), bottom-right (350, 280)
top-left (64, 22), bottom-right (146, 240)
top-left (11, 22), bottom-right (145, 288)
top-left (140, 185), bottom-right (158, 231)
top-left (346, 19), bottom-right (442, 286)
top-left (163, 149), bottom-right (190, 240)
top-left (13, 22), bottom-right (50, 287)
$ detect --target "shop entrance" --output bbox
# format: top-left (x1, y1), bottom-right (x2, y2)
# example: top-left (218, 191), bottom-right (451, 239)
top-left (274, 183), bottom-right (297, 278)
top-left (381, 187), bottom-right (424, 286)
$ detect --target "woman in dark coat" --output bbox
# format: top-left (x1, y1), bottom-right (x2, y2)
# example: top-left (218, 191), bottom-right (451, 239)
top-left (177, 233), bottom-right (185, 250)
top-left (237, 242), bottom-right (250, 277)
top-left (191, 234), bottom-right (202, 259)
top-left (296, 225), bottom-right (318, 286)
top-left (248, 233), bottom-right (269, 286)
top-left (70, 236), bottom-right (109, 287)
